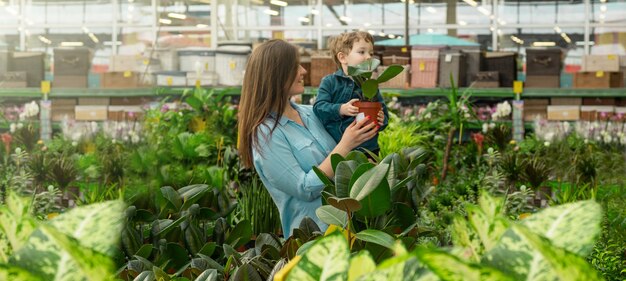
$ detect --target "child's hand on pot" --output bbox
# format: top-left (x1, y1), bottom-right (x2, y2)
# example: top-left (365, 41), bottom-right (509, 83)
top-left (340, 98), bottom-right (359, 116)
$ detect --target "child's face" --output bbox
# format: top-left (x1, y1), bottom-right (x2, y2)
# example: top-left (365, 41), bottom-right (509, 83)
top-left (340, 39), bottom-right (373, 69)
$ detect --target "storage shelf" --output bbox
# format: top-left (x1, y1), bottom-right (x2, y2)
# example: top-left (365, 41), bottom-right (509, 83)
top-left (0, 87), bottom-right (625, 99)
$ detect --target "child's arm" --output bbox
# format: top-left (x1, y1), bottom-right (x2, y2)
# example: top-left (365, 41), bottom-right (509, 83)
top-left (314, 77), bottom-right (353, 122)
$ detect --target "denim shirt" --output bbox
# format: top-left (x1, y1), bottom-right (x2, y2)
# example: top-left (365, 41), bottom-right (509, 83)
top-left (313, 69), bottom-right (389, 153)
top-left (252, 102), bottom-right (336, 237)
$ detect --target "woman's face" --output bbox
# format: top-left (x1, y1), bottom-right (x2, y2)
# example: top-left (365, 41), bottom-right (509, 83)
top-left (288, 64), bottom-right (308, 96)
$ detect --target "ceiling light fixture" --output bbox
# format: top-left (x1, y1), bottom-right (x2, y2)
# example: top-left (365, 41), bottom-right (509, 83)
top-left (168, 13), bottom-right (186, 19)
top-left (459, 20), bottom-right (467, 26)
top-left (561, 32), bottom-right (572, 43)
top-left (311, 9), bottom-right (319, 15)
top-left (426, 7), bottom-right (437, 14)
top-left (88, 33), bottom-right (99, 44)
top-left (554, 26), bottom-right (562, 33)
top-left (159, 18), bottom-right (172, 24)
top-left (298, 17), bottom-right (310, 23)
top-left (532, 41), bottom-right (556, 47)
top-left (339, 16), bottom-right (352, 23)
top-left (264, 9), bottom-right (279, 16)
top-left (60, 41), bottom-right (84, 47)
top-left (477, 6), bottom-right (491, 16)
top-left (196, 24), bottom-right (208, 28)
top-left (270, 0), bottom-right (287, 7)
top-left (38, 35), bottom-right (51, 45)
top-left (463, 0), bottom-right (478, 7)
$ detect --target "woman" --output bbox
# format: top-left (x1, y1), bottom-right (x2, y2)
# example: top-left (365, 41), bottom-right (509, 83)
top-left (238, 40), bottom-right (378, 237)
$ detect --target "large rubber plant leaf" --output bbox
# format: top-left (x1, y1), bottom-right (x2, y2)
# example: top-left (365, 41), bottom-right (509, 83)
top-left (416, 247), bottom-right (515, 281)
top-left (349, 163), bottom-right (388, 200)
top-left (315, 205), bottom-right (348, 227)
top-left (348, 163), bottom-right (375, 193)
top-left (350, 164), bottom-right (391, 217)
top-left (10, 200), bottom-right (125, 281)
top-left (355, 229), bottom-right (395, 249)
top-left (225, 220), bottom-right (252, 249)
top-left (160, 186), bottom-right (182, 212)
top-left (483, 200), bottom-right (602, 280)
top-left (330, 153), bottom-right (347, 172)
top-left (335, 161), bottom-right (359, 198)
top-left (286, 232), bottom-right (350, 281)
top-left (178, 184), bottom-right (210, 210)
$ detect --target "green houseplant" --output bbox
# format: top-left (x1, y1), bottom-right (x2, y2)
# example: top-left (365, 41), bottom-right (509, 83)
top-left (347, 58), bottom-right (404, 122)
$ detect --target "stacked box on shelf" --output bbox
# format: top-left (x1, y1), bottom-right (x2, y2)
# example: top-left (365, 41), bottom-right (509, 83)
top-left (580, 106), bottom-right (615, 121)
top-left (583, 98), bottom-right (616, 106)
top-left (75, 106), bottom-right (108, 121)
top-left (449, 46), bottom-right (482, 87)
top-left (110, 97), bottom-right (150, 106)
top-left (53, 48), bottom-right (91, 88)
top-left (382, 55), bottom-right (410, 66)
top-left (523, 99), bottom-right (549, 121)
top-left (411, 47), bottom-right (440, 88)
top-left (51, 99), bottom-right (76, 121)
top-left (438, 49), bottom-right (466, 88)
top-left (525, 48), bottom-right (562, 88)
top-left (215, 45), bottom-right (251, 86)
top-left (108, 106), bottom-right (144, 122)
top-left (621, 55), bottom-right (626, 86)
top-left (310, 52), bottom-right (335, 87)
top-left (178, 47), bottom-right (217, 86)
top-left (78, 97), bottom-right (110, 106)
top-left (547, 106), bottom-right (580, 121)
top-left (615, 107), bottom-right (626, 121)
top-left (383, 46), bottom-right (411, 59)
top-left (146, 47), bottom-right (178, 71)
top-left (101, 72), bottom-right (143, 88)
top-left (153, 71), bottom-right (187, 87)
top-left (0, 71), bottom-right (27, 88)
top-left (582, 54), bottom-right (620, 72)
top-left (574, 72), bottom-right (623, 88)
top-left (472, 71), bottom-right (499, 88)
top-left (11, 52), bottom-right (45, 87)
top-left (551, 97), bottom-right (582, 105)
top-left (483, 52), bottom-right (517, 87)
top-left (378, 65), bottom-right (410, 89)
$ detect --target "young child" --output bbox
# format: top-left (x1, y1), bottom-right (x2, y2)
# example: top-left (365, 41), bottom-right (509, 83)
top-left (313, 31), bottom-right (389, 156)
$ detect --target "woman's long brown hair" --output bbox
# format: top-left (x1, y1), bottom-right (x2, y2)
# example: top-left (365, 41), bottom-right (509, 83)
top-left (238, 40), bottom-right (299, 168)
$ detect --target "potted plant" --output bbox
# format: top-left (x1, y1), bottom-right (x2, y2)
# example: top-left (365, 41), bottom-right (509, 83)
top-left (347, 58), bottom-right (404, 123)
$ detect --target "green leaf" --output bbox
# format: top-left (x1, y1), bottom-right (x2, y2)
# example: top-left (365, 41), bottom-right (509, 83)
top-left (348, 163), bottom-right (375, 193)
top-left (483, 200), bottom-right (602, 280)
top-left (0, 192), bottom-right (37, 255)
top-left (327, 197), bottom-right (362, 213)
top-left (153, 266), bottom-right (171, 281)
top-left (335, 160), bottom-right (359, 198)
top-left (348, 251), bottom-right (376, 281)
top-left (135, 244), bottom-right (154, 259)
top-left (331, 153), bottom-right (346, 172)
top-left (161, 186), bottom-right (183, 212)
top-left (255, 233), bottom-right (282, 256)
top-left (313, 166), bottom-right (334, 188)
top-left (232, 263), bottom-right (263, 281)
top-left (350, 163), bottom-right (389, 200)
top-left (225, 220), bottom-right (252, 249)
top-left (194, 269), bottom-right (218, 281)
top-left (345, 151), bottom-right (369, 164)
top-left (466, 205), bottom-right (508, 252)
top-left (178, 184), bottom-right (210, 211)
top-left (198, 242), bottom-right (216, 257)
top-left (0, 264), bottom-right (44, 281)
top-left (416, 248), bottom-right (515, 281)
top-left (376, 65), bottom-right (405, 84)
top-left (361, 80), bottom-right (379, 101)
top-left (316, 206), bottom-right (348, 227)
top-left (355, 230), bottom-right (395, 249)
top-left (286, 233), bottom-right (350, 281)
top-left (512, 224), bottom-right (603, 281)
top-left (185, 96), bottom-right (203, 112)
top-left (152, 215), bottom-right (188, 237)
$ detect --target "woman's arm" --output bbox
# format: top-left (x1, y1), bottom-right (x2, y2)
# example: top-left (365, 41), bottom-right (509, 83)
top-left (316, 117), bottom-right (378, 177)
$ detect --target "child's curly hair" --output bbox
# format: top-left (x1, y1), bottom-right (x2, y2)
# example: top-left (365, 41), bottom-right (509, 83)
top-left (328, 31), bottom-right (374, 68)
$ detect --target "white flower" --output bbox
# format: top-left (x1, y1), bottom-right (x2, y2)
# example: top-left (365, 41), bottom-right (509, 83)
top-left (9, 123), bottom-right (16, 133)
top-left (489, 123), bottom-right (496, 129)
top-left (482, 123), bottom-right (489, 133)
top-left (15, 147), bottom-right (21, 154)
top-left (71, 141), bottom-right (78, 147)
top-left (131, 134), bottom-right (140, 144)
top-left (544, 141), bottom-right (550, 147)
top-left (487, 147), bottom-right (494, 154)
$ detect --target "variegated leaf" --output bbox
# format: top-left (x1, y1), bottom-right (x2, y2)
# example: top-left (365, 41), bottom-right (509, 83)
top-left (348, 251), bottom-right (375, 281)
top-left (0, 192), bottom-right (37, 254)
top-left (286, 233), bottom-right (349, 281)
top-left (466, 205), bottom-right (508, 253)
top-left (513, 224), bottom-right (603, 281)
top-left (483, 200), bottom-right (602, 281)
top-left (0, 264), bottom-right (44, 281)
top-left (356, 254), bottom-right (423, 281)
top-left (416, 248), bottom-right (515, 281)
top-left (10, 200), bottom-right (125, 281)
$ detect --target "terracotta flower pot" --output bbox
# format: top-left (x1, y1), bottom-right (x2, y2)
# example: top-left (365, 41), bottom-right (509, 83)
top-left (354, 101), bottom-right (381, 124)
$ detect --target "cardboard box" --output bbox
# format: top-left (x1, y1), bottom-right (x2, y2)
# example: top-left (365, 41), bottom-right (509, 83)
top-left (551, 98), bottom-right (582, 105)
top-left (109, 55), bottom-right (138, 72)
top-left (54, 48), bottom-right (92, 76)
top-left (547, 105), bottom-right (580, 121)
top-left (524, 110), bottom-right (547, 121)
top-left (310, 55), bottom-right (335, 87)
top-left (107, 106), bottom-right (143, 121)
top-left (186, 72), bottom-right (218, 87)
top-left (54, 75), bottom-right (88, 88)
top-left (153, 71), bottom-right (187, 86)
top-left (0, 72), bottom-right (27, 88)
top-left (0, 50), bottom-right (10, 73)
top-left (525, 75), bottom-right (560, 88)
top-left (574, 71), bottom-right (623, 88)
top-left (382, 55), bottom-right (410, 66)
top-left (51, 98), bottom-right (77, 106)
top-left (524, 99), bottom-right (550, 106)
top-left (51, 105), bottom-right (75, 121)
top-left (101, 72), bottom-right (140, 88)
top-left (582, 55), bottom-right (620, 72)
top-left (75, 105), bottom-right (107, 121)
top-left (581, 106), bottom-right (614, 121)
top-left (583, 98), bottom-right (616, 106)
top-left (526, 48), bottom-right (563, 76)
top-left (110, 97), bottom-right (149, 106)
top-left (78, 97), bottom-right (110, 106)
top-left (11, 52), bottom-right (45, 87)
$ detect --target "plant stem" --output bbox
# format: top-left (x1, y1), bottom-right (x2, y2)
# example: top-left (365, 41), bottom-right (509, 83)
top-left (441, 128), bottom-right (455, 181)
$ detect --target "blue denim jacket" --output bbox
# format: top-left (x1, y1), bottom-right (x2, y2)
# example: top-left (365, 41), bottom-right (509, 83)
top-left (313, 69), bottom-right (389, 153)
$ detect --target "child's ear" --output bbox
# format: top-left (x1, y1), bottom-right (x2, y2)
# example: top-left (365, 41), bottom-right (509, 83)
top-left (337, 52), bottom-right (348, 64)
